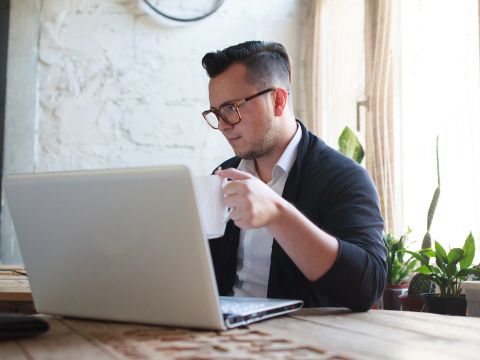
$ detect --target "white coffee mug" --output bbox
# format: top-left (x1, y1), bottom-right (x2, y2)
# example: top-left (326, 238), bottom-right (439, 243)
top-left (193, 175), bottom-right (229, 239)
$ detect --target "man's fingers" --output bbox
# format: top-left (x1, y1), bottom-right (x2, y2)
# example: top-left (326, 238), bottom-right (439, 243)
top-left (222, 180), bottom-right (247, 196)
top-left (216, 168), bottom-right (253, 181)
top-left (223, 192), bottom-right (242, 208)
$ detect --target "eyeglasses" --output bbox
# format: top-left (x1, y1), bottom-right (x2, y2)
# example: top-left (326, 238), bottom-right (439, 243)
top-left (202, 88), bottom-right (276, 129)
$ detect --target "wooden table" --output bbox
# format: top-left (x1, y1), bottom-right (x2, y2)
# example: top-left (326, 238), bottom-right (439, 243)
top-left (0, 267), bottom-right (34, 314)
top-left (2, 308), bottom-right (480, 359)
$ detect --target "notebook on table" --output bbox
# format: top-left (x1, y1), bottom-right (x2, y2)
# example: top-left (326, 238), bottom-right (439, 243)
top-left (4, 165), bottom-right (302, 330)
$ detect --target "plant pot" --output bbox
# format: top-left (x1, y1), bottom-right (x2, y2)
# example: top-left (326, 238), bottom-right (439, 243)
top-left (462, 281), bottom-right (480, 317)
top-left (399, 294), bottom-right (424, 312)
top-left (382, 284), bottom-right (408, 310)
top-left (422, 293), bottom-right (466, 316)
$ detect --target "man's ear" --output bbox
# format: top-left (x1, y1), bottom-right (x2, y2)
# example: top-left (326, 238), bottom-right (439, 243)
top-left (273, 87), bottom-right (289, 117)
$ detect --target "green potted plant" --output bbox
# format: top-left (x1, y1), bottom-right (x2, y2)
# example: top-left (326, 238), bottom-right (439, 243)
top-left (399, 273), bottom-right (435, 312)
top-left (382, 231), bottom-right (417, 310)
top-left (399, 136), bottom-right (440, 311)
top-left (404, 233), bottom-right (480, 315)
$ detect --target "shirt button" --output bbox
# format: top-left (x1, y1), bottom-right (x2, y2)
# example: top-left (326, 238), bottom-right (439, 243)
top-left (245, 261), bottom-right (251, 268)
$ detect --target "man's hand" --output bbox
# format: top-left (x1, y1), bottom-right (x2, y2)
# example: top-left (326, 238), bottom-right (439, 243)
top-left (216, 168), bottom-right (283, 229)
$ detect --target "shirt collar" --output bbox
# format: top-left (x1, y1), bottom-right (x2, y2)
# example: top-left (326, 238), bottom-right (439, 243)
top-left (275, 123), bottom-right (302, 174)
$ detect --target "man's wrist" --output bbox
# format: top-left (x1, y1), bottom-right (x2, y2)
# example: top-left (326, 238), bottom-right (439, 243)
top-left (268, 196), bottom-right (295, 228)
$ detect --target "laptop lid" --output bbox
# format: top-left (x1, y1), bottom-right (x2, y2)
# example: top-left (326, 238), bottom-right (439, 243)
top-left (4, 165), bottom-right (227, 330)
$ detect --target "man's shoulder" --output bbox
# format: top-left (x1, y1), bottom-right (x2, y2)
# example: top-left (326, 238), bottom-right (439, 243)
top-left (297, 128), bottom-right (379, 209)
top-left (301, 128), bottom-right (356, 172)
top-left (300, 127), bottom-right (370, 187)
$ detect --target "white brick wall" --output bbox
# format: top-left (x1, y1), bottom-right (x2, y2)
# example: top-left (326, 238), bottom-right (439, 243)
top-left (2, 0), bottom-right (311, 263)
top-left (36, 0), bottom-right (311, 175)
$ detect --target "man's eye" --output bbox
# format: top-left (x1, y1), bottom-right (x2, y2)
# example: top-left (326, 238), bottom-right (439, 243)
top-left (220, 105), bottom-right (236, 114)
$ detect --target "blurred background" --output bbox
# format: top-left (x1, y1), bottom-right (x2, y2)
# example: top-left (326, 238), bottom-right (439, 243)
top-left (1, 0), bottom-right (479, 265)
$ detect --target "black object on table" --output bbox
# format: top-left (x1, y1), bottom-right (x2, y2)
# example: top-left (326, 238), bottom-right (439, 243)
top-left (0, 313), bottom-right (49, 339)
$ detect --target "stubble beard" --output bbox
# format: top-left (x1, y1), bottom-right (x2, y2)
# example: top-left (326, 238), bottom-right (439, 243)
top-left (235, 117), bottom-right (279, 160)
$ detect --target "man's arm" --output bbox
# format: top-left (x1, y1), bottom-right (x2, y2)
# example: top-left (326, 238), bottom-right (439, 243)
top-left (217, 167), bottom-right (339, 281)
top-left (217, 166), bottom-right (386, 311)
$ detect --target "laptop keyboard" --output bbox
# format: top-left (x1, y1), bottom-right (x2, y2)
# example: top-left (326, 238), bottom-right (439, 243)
top-left (220, 297), bottom-right (270, 315)
top-left (219, 296), bottom-right (303, 328)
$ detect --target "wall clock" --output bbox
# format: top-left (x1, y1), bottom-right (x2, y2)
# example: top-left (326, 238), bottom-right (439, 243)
top-left (141, 0), bottom-right (226, 22)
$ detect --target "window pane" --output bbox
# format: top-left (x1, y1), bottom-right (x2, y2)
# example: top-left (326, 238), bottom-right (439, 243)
top-left (399, 0), bottom-right (480, 254)
top-left (318, 0), bottom-right (366, 147)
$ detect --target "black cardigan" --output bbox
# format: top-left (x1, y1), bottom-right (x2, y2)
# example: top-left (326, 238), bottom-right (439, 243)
top-left (209, 121), bottom-right (387, 311)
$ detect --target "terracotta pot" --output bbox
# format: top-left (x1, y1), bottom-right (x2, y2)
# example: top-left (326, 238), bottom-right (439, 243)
top-left (422, 293), bottom-right (466, 316)
top-left (399, 294), bottom-right (424, 312)
top-left (383, 284), bottom-right (409, 310)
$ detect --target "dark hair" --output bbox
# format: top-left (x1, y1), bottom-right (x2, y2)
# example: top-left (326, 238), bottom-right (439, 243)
top-left (201, 41), bottom-right (291, 90)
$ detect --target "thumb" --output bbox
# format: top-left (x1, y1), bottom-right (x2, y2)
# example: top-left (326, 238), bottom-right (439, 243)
top-left (216, 168), bottom-right (253, 181)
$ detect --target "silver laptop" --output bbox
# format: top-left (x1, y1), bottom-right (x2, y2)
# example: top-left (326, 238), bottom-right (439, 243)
top-left (4, 165), bottom-right (302, 330)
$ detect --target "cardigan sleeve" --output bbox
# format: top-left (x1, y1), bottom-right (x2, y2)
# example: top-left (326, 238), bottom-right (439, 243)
top-left (313, 164), bottom-right (387, 311)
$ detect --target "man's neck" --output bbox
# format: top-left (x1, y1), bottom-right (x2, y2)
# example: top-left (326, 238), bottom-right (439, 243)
top-left (254, 118), bottom-right (297, 183)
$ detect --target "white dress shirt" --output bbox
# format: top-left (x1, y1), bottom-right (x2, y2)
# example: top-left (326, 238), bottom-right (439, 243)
top-left (233, 124), bottom-right (302, 298)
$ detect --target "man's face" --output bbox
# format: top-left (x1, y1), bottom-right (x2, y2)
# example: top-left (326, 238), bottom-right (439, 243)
top-left (208, 63), bottom-right (279, 160)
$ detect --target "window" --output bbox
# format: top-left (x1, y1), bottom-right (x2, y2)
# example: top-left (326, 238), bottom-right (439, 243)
top-left (314, 0), bottom-right (480, 253)
top-left (315, 0), bottom-right (367, 149)
top-left (398, 0), bottom-right (480, 251)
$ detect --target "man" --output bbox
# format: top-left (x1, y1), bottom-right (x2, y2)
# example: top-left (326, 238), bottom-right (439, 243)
top-left (201, 41), bottom-right (386, 311)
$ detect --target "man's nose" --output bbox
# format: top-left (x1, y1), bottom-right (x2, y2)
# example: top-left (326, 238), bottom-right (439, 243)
top-left (217, 117), bottom-right (233, 132)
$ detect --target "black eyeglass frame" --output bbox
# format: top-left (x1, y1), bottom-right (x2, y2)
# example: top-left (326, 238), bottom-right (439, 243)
top-left (202, 87), bottom-right (277, 129)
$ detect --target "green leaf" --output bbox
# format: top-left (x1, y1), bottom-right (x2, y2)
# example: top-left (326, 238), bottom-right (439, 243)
top-left (338, 126), bottom-right (364, 164)
top-left (422, 232), bottom-right (432, 250)
top-left (404, 250), bottom-right (430, 265)
top-left (416, 264), bottom-right (433, 275)
top-left (426, 188), bottom-right (440, 231)
top-left (405, 260), bottom-right (417, 273)
top-left (435, 255), bottom-right (446, 274)
top-left (420, 249), bottom-right (436, 258)
top-left (422, 136), bottom-right (441, 250)
top-left (447, 248), bottom-right (464, 265)
top-left (458, 268), bottom-right (479, 278)
top-left (460, 232), bottom-right (475, 270)
top-left (472, 267), bottom-right (480, 278)
top-left (392, 240), bottom-right (401, 253)
top-left (434, 242), bottom-right (447, 273)
top-left (445, 262), bottom-right (458, 278)
top-left (435, 241), bottom-right (448, 262)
